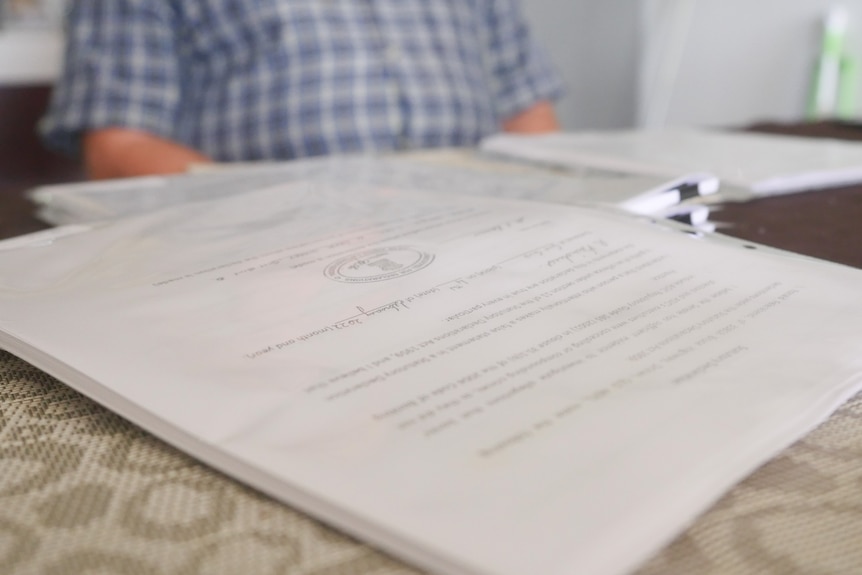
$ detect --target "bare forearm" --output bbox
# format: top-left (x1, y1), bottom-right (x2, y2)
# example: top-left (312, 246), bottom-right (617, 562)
top-left (502, 100), bottom-right (560, 134)
top-left (84, 128), bottom-right (212, 180)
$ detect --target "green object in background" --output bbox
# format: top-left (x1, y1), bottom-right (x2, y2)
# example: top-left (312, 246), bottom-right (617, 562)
top-left (837, 53), bottom-right (858, 119)
top-left (807, 6), bottom-right (853, 120)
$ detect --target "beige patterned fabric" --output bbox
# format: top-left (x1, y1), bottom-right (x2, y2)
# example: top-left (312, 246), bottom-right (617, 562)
top-left (2, 349), bottom-right (861, 574)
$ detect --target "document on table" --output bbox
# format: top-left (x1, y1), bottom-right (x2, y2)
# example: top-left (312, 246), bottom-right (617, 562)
top-left (481, 128), bottom-right (862, 196)
top-left (27, 152), bottom-right (697, 225)
top-left (1, 182), bottom-right (861, 575)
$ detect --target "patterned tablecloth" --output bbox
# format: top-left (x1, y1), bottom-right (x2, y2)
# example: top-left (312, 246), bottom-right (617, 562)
top-left (3, 349), bottom-right (862, 575)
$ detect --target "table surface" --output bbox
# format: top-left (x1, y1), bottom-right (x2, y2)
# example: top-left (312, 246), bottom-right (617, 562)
top-left (1, 122), bottom-right (862, 575)
top-left (709, 121), bottom-right (862, 270)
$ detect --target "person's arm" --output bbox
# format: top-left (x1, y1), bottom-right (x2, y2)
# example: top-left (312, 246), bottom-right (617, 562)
top-left (40, 1), bottom-right (197, 178)
top-left (84, 128), bottom-right (212, 180)
top-left (501, 100), bottom-right (560, 133)
top-left (483, 0), bottom-right (565, 135)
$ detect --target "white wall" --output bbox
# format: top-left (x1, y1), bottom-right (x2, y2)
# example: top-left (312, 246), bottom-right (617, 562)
top-left (0, 29), bottom-right (63, 85)
top-left (640, 0), bottom-right (862, 128)
top-left (528, 0), bottom-right (862, 130)
top-left (522, 0), bottom-right (640, 130)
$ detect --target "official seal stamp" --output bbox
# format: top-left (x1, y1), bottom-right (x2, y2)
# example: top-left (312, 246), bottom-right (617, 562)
top-left (325, 246), bottom-right (435, 283)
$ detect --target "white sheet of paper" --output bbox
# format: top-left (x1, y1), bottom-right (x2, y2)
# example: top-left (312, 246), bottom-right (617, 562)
top-left (27, 153), bottom-right (676, 225)
top-left (481, 129), bottom-right (862, 196)
top-left (2, 182), bottom-right (861, 575)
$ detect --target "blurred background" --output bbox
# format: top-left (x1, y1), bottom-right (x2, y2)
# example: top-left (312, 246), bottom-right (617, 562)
top-left (529, 0), bottom-right (862, 129)
top-left (0, 0), bottom-right (861, 160)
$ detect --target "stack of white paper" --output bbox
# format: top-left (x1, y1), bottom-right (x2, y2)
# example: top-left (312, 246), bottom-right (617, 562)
top-left (482, 128), bottom-right (862, 196)
top-left (27, 153), bottom-right (709, 227)
top-left (1, 179), bottom-right (860, 575)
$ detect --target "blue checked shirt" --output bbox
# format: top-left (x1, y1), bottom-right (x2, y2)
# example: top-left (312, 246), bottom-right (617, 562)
top-left (42, 0), bottom-right (564, 162)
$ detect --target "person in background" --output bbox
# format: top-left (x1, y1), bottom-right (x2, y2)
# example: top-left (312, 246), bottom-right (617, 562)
top-left (41, 0), bottom-right (564, 180)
